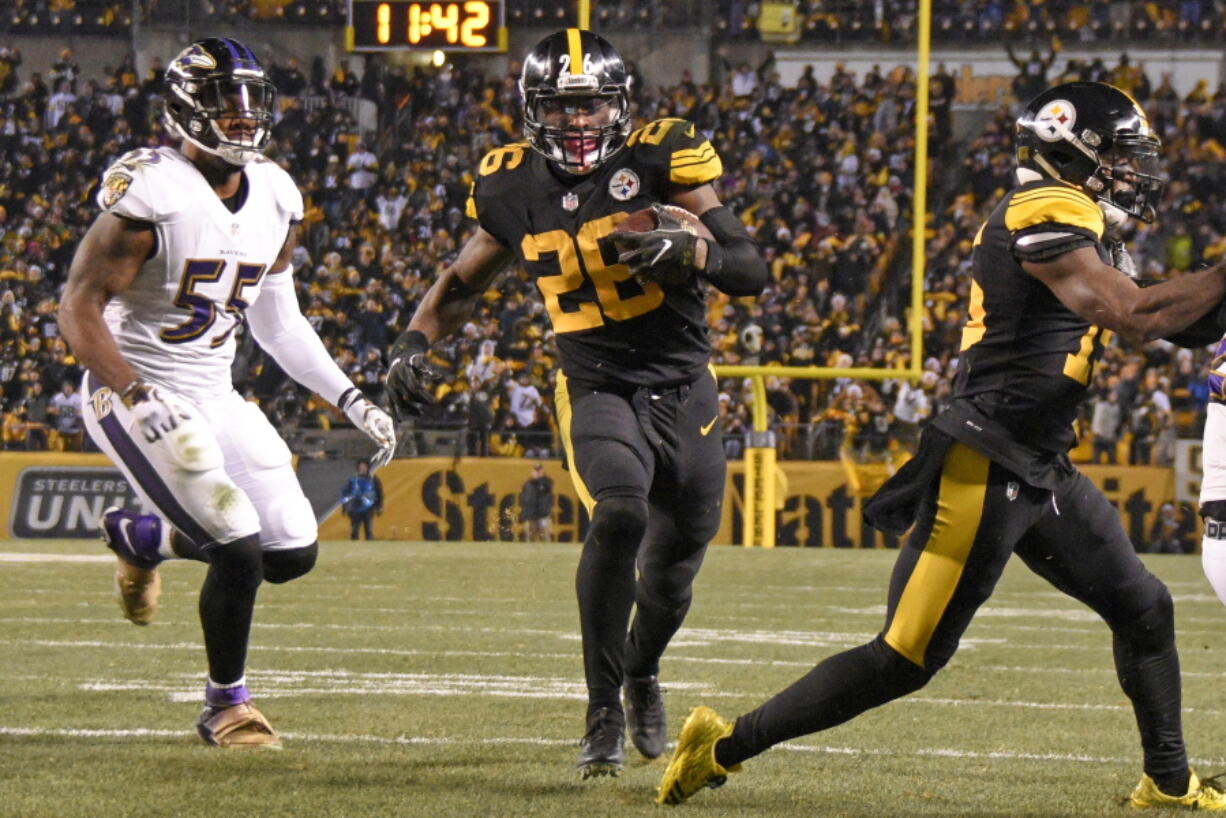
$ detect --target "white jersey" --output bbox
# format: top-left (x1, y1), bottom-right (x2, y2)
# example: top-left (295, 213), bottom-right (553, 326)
top-left (96, 146), bottom-right (303, 403)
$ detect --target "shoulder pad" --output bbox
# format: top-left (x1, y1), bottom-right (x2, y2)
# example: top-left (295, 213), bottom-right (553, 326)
top-left (474, 142), bottom-right (531, 181)
top-left (97, 147), bottom-right (172, 221)
top-left (1003, 181), bottom-right (1104, 239)
top-left (250, 158), bottom-right (304, 221)
top-left (628, 118), bottom-right (722, 187)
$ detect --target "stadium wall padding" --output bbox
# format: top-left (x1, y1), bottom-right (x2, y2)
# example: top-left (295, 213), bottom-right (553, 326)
top-left (0, 452), bottom-right (1186, 547)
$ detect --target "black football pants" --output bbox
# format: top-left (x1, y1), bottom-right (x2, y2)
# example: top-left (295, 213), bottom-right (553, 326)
top-left (555, 371), bottom-right (725, 715)
top-left (718, 441), bottom-right (1186, 785)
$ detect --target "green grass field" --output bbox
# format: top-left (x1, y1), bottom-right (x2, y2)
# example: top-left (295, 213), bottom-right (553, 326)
top-left (1, 540), bottom-right (1224, 817)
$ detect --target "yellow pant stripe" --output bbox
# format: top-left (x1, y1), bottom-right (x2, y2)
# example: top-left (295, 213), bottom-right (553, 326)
top-left (554, 373), bottom-right (596, 515)
top-left (883, 442), bottom-right (990, 667)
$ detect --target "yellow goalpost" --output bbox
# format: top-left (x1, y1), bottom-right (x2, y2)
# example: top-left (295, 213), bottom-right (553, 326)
top-left (579, 0), bottom-right (932, 546)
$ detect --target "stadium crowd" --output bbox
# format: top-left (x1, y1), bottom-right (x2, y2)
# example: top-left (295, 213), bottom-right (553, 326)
top-left (0, 40), bottom-right (1217, 500)
top-left (8, 1), bottom-right (1225, 40)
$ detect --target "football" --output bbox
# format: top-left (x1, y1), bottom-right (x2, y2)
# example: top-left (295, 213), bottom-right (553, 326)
top-left (613, 205), bottom-right (714, 240)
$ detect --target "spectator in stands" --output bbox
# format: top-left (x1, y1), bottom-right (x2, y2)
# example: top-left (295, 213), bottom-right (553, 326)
top-left (47, 378), bottom-right (82, 451)
top-left (1091, 389), bottom-right (1122, 464)
top-left (1005, 39), bottom-right (1056, 105)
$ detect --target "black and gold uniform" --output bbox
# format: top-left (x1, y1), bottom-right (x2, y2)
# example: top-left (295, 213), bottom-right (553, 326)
top-left (708, 100), bottom-right (1188, 792)
top-left (467, 117), bottom-right (721, 389)
top-left (469, 77), bottom-right (767, 769)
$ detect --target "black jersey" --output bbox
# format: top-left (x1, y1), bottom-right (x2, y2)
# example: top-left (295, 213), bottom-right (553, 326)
top-left (933, 179), bottom-right (1109, 484)
top-left (466, 118), bottom-right (722, 389)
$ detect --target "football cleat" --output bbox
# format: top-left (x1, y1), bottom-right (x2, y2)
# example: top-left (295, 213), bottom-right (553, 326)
top-left (577, 706), bottom-right (625, 779)
top-left (1131, 770), bottom-right (1226, 810)
top-left (624, 675), bottom-right (667, 760)
top-left (657, 706), bottom-right (739, 805)
top-left (100, 506), bottom-right (164, 626)
top-left (196, 702), bottom-right (281, 750)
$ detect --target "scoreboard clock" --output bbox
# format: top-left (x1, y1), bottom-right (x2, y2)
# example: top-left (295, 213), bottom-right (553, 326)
top-left (347, 0), bottom-right (507, 51)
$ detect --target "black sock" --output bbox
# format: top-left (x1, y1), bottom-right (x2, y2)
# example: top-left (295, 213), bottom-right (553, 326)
top-left (716, 638), bottom-right (931, 767)
top-left (199, 535), bottom-right (263, 685)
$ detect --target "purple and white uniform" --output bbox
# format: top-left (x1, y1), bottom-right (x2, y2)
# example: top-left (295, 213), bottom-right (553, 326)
top-left (1201, 336), bottom-right (1226, 505)
top-left (82, 146), bottom-right (317, 551)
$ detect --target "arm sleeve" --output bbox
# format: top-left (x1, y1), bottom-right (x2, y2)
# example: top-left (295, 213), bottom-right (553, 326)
top-left (699, 205), bottom-right (769, 297)
top-left (245, 270), bottom-right (355, 407)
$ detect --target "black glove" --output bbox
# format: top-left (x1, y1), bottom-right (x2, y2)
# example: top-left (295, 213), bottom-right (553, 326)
top-left (385, 330), bottom-right (443, 420)
top-left (612, 205), bottom-right (703, 287)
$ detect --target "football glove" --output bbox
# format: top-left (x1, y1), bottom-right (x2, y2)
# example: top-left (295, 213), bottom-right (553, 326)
top-left (339, 389), bottom-right (396, 469)
top-left (124, 380), bottom-right (223, 471)
top-left (123, 380), bottom-right (193, 444)
top-left (385, 329), bottom-right (443, 421)
top-left (613, 205), bottom-right (703, 287)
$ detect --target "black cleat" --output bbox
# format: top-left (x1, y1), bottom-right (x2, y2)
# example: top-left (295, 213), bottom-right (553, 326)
top-left (624, 675), bottom-right (666, 759)
top-left (577, 706), bottom-right (625, 779)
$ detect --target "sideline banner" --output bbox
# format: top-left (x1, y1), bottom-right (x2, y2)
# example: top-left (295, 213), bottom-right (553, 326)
top-left (0, 453), bottom-right (1185, 546)
top-left (0, 453), bottom-right (143, 539)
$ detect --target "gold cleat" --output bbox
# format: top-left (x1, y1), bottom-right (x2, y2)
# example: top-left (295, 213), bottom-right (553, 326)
top-left (1131, 771), bottom-right (1226, 810)
top-left (113, 561), bottom-right (161, 626)
top-left (196, 702), bottom-right (282, 750)
top-left (657, 706), bottom-right (739, 805)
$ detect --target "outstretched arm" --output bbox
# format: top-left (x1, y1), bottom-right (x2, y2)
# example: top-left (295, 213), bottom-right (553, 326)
top-left (1023, 245), bottom-right (1226, 345)
top-left (385, 227), bottom-right (514, 419)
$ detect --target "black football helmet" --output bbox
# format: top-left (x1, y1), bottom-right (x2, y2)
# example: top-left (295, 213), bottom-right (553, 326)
top-left (163, 37), bottom-right (276, 167)
top-left (1016, 81), bottom-right (1162, 222)
top-left (520, 29), bottom-right (631, 174)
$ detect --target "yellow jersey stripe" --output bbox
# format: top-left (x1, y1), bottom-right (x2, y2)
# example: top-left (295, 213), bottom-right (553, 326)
top-left (566, 28), bottom-right (583, 74)
top-left (671, 145), bottom-right (716, 160)
top-left (553, 373), bottom-right (596, 515)
top-left (1009, 188), bottom-right (1096, 206)
top-left (1004, 196), bottom-right (1104, 237)
top-left (883, 442), bottom-right (990, 667)
top-left (465, 196), bottom-right (477, 220)
top-left (669, 157), bottom-right (722, 185)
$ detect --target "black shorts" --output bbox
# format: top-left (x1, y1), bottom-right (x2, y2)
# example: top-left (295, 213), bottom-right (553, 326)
top-left (881, 435), bottom-right (1162, 672)
top-left (554, 370), bottom-right (725, 542)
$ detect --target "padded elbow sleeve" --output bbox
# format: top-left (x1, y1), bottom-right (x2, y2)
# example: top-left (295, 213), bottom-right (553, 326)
top-left (699, 206), bottom-right (769, 296)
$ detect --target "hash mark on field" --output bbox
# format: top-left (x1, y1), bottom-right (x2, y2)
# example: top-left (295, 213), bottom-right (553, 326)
top-left (3, 725), bottom-right (1223, 768)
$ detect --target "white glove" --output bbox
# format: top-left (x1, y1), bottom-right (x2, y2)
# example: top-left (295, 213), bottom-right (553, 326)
top-left (341, 389), bottom-right (396, 469)
top-left (124, 382), bottom-right (222, 471)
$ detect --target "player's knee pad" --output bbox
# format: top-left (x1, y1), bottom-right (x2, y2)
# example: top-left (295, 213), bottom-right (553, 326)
top-left (191, 475), bottom-right (261, 544)
top-left (589, 496), bottom-right (648, 550)
top-left (869, 636), bottom-right (935, 696)
top-left (262, 542), bottom-right (318, 584)
top-left (204, 534), bottom-right (264, 591)
top-left (259, 491), bottom-right (318, 550)
top-left (1109, 580), bottom-right (1175, 654)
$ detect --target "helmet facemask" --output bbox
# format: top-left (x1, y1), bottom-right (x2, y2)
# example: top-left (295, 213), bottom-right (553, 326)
top-left (166, 73), bottom-right (276, 167)
top-left (1089, 134), bottom-right (1163, 223)
top-left (522, 73), bottom-right (630, 174)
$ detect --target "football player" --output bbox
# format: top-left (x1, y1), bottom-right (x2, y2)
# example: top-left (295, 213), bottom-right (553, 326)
top-left (658, 82), bottom-right (1226, 809)
top-left (58, 38), bottom-right (395, 748)
top-left (384, 29), bottom-right (767, 778)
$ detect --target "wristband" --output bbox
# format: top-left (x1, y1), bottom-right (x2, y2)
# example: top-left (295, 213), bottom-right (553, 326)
top-left (119, 378), bottom-right (152, 408)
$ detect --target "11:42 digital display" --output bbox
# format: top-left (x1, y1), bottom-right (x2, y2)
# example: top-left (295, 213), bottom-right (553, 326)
top-left (348, 1), bottom-right (506, 51)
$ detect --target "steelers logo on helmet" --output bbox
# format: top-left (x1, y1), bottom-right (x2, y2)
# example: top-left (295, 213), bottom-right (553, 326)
top-left (1034, 99), bottom-right (1076, 142)
top-left (608, 168), bottom-right (640, 201)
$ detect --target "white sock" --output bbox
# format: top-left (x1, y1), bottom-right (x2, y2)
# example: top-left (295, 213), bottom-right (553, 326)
top-left (1201, 536), bottom-right (1226, 606)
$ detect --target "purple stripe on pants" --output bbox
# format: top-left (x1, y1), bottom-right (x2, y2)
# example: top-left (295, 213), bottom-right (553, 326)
top-left (85, 372), bottom-right (216, 548)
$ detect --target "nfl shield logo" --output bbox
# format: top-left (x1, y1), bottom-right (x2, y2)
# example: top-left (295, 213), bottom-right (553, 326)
top-left (608, 168), bottom-right (640, 201)
top-left (1006, 481), bottom-right (1019, 502)
top-left (562, 192), bottom-right (579, 211)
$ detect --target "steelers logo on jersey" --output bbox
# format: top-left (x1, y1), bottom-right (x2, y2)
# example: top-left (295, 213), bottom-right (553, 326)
top-left (1034, 99), bottom-right (1076, 142)
top-left (608, 168), bottom-right (640, 201)
top-left (101, 172), bottom-right (132, 209)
